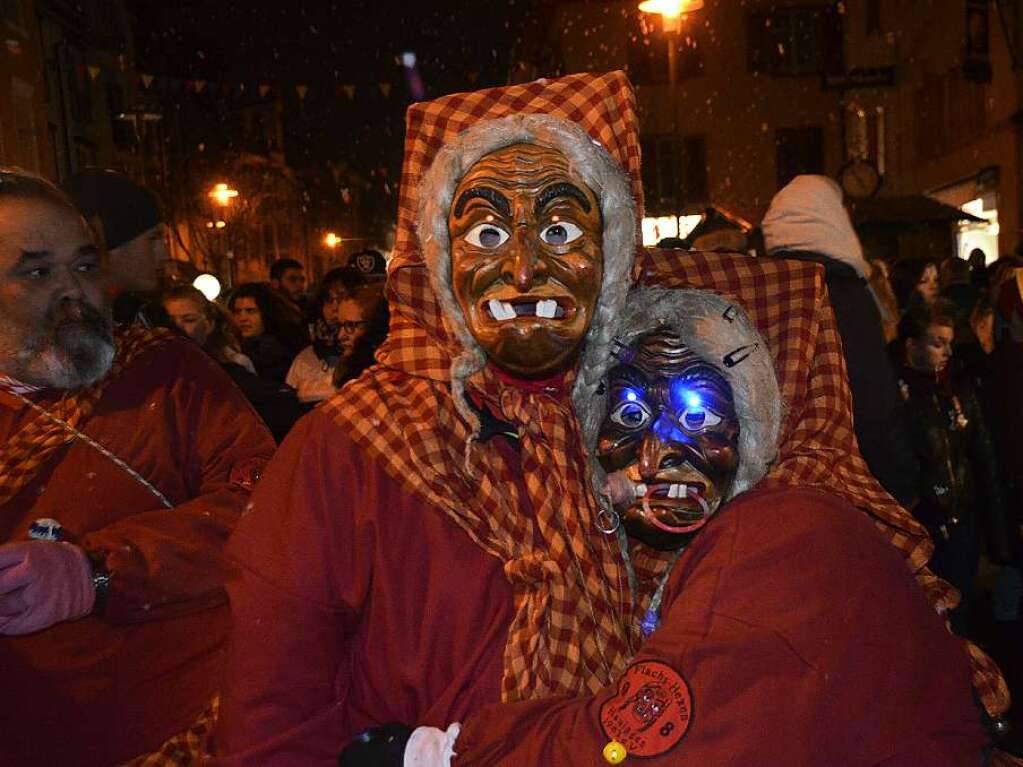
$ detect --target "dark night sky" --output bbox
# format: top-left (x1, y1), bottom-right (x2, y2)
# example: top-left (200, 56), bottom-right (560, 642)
top-left (128, 0), bottom-right (545, 234)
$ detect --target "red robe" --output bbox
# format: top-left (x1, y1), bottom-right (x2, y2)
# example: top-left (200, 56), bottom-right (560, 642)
top-left (214, 411), bottom-right (985, 766)
top-left (0, 337), bottom-right (275, 767)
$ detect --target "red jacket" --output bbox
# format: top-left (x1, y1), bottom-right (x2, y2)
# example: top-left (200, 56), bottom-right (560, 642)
top-left (0, 337), bottom-right (275, 767)
top-left (215, 409), bottom-right (985, 766)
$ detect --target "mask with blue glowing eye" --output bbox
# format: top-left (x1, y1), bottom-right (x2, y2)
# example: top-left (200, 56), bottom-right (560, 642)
top-left (465, 222), bottom-right (510, 249)
top-left (596, 329), bottom-right (741, 551)
top-left (539, 220), bottom-right (583, 246)
top-left (609, 391), bottom-right (653, 430)
top-left (676, 396), bottom-right (723, 433)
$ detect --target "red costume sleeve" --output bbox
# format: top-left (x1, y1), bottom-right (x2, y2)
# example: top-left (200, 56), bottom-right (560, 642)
top-left (79, 343), bottom-right (276, 623)
top-left (453, 488), bottom-right (986, 766)
top-left (213, 413), bottom-right (368, 767)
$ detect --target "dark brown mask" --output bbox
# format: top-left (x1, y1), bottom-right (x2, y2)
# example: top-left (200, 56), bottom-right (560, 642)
top-left (597, 329), bottom-right (740, 550)
top-left (448, 143), bottom-right (603, 379)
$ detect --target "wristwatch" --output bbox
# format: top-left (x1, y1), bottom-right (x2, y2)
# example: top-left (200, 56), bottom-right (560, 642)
top-left (86, 551), bottom-right (112, 615)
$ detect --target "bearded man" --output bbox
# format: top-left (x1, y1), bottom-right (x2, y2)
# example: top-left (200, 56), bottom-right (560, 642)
top-left (0, 169), bottom-right (275, 767)
top-left (215, 73), bottom-right (1010, 766)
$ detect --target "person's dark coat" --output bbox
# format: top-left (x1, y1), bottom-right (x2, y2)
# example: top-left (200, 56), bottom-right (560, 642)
top-left (898, 366), bottom-right (1011, 585)
top-left (242, 333), bottom-right (295, 384)
top-left (762, 175), bottom-right (919, 506)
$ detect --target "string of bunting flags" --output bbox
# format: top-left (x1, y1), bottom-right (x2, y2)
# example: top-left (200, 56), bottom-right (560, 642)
top-left (73, 60), bottom-right (453, 103)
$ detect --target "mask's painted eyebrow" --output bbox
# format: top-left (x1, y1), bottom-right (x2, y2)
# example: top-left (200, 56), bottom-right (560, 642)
top-left (453, 187), bottom-right (511, 218)
top-left (608, 365), bottom-right (648, 393)
top-left (535, 182), bottom-right (592, 216)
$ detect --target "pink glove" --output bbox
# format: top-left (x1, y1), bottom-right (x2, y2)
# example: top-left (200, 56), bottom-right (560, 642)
top-left (0, 541), bottom-right (95, 635)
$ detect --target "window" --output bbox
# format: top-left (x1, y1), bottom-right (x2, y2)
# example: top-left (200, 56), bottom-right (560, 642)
top-left (641, 134), bottom-right (708, 213)
top-left (627, 9), bottom-right (703, 85)
top-left (748, 6), bottom-right (842, 77)
top-left (775, 126), bottom-right (823, 189)
top-left (913, 69), bottom-right (986, 161)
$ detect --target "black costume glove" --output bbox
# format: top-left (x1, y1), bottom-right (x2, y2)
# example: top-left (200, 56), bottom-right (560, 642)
top-left (338, 723), bottom-right (414, 767)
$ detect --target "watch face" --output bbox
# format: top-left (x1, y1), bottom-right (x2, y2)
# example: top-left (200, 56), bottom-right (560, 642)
top-left (841, 161), bottom-right (881, 199)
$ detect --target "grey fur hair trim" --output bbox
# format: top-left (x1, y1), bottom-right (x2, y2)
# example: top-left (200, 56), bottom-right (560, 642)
top-left (578, 286), bottom-right (783, 500)
top-left (416, 114), bottom-right (637, 436)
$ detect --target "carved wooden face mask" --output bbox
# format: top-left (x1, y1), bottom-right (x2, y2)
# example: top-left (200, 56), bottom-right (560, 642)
top-left (448, 143), bottom-right (603, 379)
top-left (597, 329), bottom-right (740, 550)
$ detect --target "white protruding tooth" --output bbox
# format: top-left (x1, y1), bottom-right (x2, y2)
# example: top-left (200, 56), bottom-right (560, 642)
top-left (679, 483), bottom-right (688, 497)
top-left (668, 484), bottom-right (679, 499)
top-left (489, 299), bottom-right (516, 321)
top-left (634, 482), bottom-right (647, 497)
top-left (536, 299), bottom-right (557, 319)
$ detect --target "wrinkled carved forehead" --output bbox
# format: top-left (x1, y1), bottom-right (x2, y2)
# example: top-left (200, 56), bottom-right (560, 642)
top-left (451, 143), bottom-right (599, 216)
top-left (613, 328), bottom-right (735, 410)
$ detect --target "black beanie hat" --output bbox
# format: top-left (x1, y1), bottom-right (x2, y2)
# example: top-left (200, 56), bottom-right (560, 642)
top-left (65, 168), bottom-right (163, 250)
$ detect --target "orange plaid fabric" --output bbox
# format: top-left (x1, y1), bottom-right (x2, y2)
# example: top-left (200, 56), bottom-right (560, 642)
top-left (120, 698), bottom-right (218, 767)
top-left (0, 325), bottom-right (172, 507)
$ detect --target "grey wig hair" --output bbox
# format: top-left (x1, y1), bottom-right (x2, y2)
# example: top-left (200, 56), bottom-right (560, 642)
top-left (416, 114), bottom-right (637, 437)
top-left (578, 286), bottom-right (784, 500)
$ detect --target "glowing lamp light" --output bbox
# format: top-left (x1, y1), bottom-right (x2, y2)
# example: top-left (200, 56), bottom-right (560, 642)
top-left (625, 389), bottom-right (638, 402)
top-left (208, 183), bottom-right (238, 207)
top-left (686, 393), bottom-right (702, 409)
top-left (638, 0), bottom-right (703, 31)
top-left (193, 273), bottom-right (222, 301)
top-left (214, 220), bottom-right (226, 229)
top-left (324, 232), bottom-right (342, 248)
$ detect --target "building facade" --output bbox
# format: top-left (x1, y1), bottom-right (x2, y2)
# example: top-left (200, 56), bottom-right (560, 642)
top-left (533, 0), bottom-right (1019, 258)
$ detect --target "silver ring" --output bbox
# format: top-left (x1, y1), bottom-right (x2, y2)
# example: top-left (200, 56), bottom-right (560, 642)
top-left (595, 497), bottom-right (621, 535)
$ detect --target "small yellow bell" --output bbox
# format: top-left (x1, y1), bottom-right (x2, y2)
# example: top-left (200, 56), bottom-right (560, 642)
top-left (602, 740), bottom-right (627, 764)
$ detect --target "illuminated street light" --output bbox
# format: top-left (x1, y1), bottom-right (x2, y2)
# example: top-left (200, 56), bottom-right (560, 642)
top-left (324, 232), bottom-right (341, 248)
top-left (208, 182), bottom-right (239, 207)
top-left (638, 0), bottom-right (703, 33)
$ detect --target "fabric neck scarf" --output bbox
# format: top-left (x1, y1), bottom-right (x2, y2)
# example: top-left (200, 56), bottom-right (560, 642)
top-left (0, 326), bottom-right (171, 507)
top-left (328, 359), bottom-right (654, 701)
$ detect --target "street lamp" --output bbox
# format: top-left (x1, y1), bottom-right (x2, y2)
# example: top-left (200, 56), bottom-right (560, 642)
top-left (324, 232), bottom-right (342, 248)
top-left (208, 182), bottom-right (239, 207)
top-left (638, 0), bottom-right (703, 103)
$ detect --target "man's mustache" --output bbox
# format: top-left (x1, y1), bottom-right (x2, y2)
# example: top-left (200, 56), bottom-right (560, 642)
top-left (47, 300), bottom-right (112, 341)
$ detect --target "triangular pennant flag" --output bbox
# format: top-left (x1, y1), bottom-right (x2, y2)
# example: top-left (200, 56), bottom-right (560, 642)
top-left (259, 83), bottom-right (271, 98)
top-left (379, 82), bottom-right (391, 97)
top-left (296, 84), bottom-right (308, 100)
top-left (195, 80), bottom-right (207, 94)
top-left (141, 73), bottom-right (155, 89)
top-left (88, 65), bottom-right (101, 81)
top-left (344, 84), bottom-right (356, 99)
